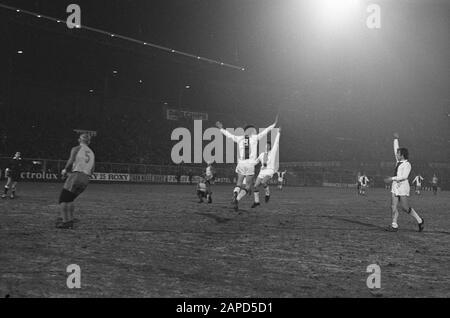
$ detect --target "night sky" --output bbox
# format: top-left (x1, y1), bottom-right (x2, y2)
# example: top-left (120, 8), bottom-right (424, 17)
top-left (0, 0), bottom-right (449, 162)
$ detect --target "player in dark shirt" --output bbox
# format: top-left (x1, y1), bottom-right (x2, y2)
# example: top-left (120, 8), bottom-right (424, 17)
top-left (2, 152), bottom-right (23, 199)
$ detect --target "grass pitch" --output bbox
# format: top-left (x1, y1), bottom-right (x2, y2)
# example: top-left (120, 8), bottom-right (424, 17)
top-left (1, 183), bottom-right (449, 297)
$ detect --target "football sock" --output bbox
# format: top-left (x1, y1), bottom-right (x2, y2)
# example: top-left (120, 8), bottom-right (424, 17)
top-left (4, 187), bottom-right (8, 195)
top-left (409, 208), bottom-right (422, 224)
top-left (264, 186), bottom-right (270, 197)
top-left (237, 189), bottom-right (247, 201)
top-left (254, 191), bottom-right (260, 203)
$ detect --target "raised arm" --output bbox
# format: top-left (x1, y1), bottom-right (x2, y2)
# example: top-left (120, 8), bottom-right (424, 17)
top-left (216, 121), bottom-right (239, 143)
top-left (393, 133), bottom-right (400, 161)
top-left (257, 115), bottom-right (278, 140)
top-left (271, 129), bottom-right (281, 155)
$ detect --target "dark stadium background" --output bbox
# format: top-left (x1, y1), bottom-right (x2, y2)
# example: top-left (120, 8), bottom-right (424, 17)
top-left (0, 0), bottom-right (448, 185)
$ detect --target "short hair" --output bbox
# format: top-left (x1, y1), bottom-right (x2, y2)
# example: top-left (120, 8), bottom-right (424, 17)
top-left (79, 133), bottom-right (91, 145)
top-left (397, 147), bottom-right (409, 160)
top-left (244, 125), bottom-right (256, 131)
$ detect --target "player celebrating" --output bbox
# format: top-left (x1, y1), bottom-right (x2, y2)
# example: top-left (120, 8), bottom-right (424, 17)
top-left (252, 127), bottom-right (281, 208)
top-left (2, 152), bottom-right (23, 199)
top-left (216, 115), bottom-right (278, 211)
top-left (412, 174), bottom-right (424, 195)
top-left (277, 170), bottom-right (287, 190)
top-left (57, 134), bottom-right (95, 229)
top-left (384, 133), bottom-right (424, 232)
top-left (358, 173), bottom-right (369, 196)
top-left (431, 174), bottom-right (438, 195)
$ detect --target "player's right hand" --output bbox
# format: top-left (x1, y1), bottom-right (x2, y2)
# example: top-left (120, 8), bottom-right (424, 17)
top-left (61, 169), bottom-right (68, 178)
top-left (274, 114), bottom-right (279, 126)
top-left (216, 121), bottom-right (223, 129)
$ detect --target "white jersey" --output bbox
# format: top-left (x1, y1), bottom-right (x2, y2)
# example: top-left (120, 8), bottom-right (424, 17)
top-left (220, 124), bottom-right (275, 164)
top-left (277, 171), bottom-right (287, 182)
top-left (72, 144), bottom-right (95, 176)
top-left (256, 131), bottom-right (280, 172)
top-left (392, 139), bottom-right (411, 196)
top-left (359, 175), bottom-right (369, 186)
top-left (205, 166), bottom-right (213, 178)
top-left (412, 176), bottom-right (424, 186)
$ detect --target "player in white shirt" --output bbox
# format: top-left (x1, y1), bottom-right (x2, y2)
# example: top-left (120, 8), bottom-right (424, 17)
top-left (57, 133), bottom-right (95, 229)
top-left (251, 128), bottom-right (281, 208)
top-left (356, 172), bottom-right (362, 194)
top-left (358, 174), bottom-right (369, 196)
top-left (384, 133), bottom-right (424, 232)
top-left (216, 115), bottom-right (278, 211)
top-left (412, 174), bottom-right (424, 195)
top-left (277, 170), bottom-right (287, 190)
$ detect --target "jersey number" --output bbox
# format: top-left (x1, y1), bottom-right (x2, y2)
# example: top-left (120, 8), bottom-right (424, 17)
top-left (85, 151), bottom-right (91, 163)
top-left (244, 137), bottom-right (250, 160)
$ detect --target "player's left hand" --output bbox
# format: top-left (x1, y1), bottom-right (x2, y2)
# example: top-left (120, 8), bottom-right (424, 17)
top-left (61, 169), bottom-right (68, 178)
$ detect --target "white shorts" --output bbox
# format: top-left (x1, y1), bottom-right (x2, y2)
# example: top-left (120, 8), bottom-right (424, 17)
top-left (278, 178), bottom-right (283, 183)
top-left (258, 168), bottom-right (275, 180)
top-left (236, 161), bottom-right (255, 176)
top-left (391, 181), bottom-right (410, 197)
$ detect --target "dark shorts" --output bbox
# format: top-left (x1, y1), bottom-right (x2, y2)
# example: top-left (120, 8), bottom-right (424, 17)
top-left (433, 185), bottom-right (438, 191)
top-left (7, 171), bottom-right (20, 182)
top-left (59, 172), bottom-right (89, 203)
top-left (197, 190), bottom-right (207, 198)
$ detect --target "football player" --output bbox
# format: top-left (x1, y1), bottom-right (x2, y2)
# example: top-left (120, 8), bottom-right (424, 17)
top-left (216, 115), bottom-right (278, 211)
top-left (2, 152), bottom-right (23, 199)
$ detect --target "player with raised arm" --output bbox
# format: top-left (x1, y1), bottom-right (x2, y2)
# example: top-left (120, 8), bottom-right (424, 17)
top-left (412, 174), bottom-right (424, 195)
top-left (384, 133), bottom-right (424, 232)
top-left (252, 127), bottom-right (281, 208)
top-left (216, 115), bottom-right (278, 211)
top-left (57, 133), bottom-right (95, 229)
top-left (1, 152), bottom-right (23, 199)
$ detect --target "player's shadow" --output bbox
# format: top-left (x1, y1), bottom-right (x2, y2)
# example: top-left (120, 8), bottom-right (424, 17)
top-left (320, 215), bottom-right (386, 231)
top-left (196, 212), bottom-right (233, 224)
